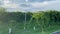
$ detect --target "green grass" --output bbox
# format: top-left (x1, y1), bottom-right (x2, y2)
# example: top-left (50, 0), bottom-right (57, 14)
top-left (0, 22), bottom-right (60, 34)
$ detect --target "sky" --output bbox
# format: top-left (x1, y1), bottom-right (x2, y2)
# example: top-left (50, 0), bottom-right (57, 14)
top-left (0, 0), bottom-right (60, 12)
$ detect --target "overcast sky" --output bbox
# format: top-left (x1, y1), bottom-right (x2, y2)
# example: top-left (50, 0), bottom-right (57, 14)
top-left (0, 0), bottom-right (60, 12)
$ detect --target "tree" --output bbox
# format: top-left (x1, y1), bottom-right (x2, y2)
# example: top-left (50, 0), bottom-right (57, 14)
top-left (0, 7), bottom-right (6, 12)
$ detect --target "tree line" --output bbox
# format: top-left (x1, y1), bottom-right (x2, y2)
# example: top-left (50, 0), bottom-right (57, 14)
top-left (0, 8), bottom-right (60, 25)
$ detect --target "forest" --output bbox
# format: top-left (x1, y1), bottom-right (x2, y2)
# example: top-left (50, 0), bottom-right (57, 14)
top-left (0, 8), bottom-right (60, 34)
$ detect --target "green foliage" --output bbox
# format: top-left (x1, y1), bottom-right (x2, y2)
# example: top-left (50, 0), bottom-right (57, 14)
top-left (0, 7), bottom-right (60, 34)
top-left (0, 7), bottom-right (6, 12)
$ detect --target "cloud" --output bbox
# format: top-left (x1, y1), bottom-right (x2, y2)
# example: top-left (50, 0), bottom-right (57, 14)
top-left (26, 0), bottom-right (60, 11)
top-left (3, 0), bottom-right (10, 4)
top-left (18, 0), bottom-right (60, 11)
top-left (28, 0), bottom-right (54, 2)
top-left (29, 0), bottom-right (57, 8)
top-left (3, 3), bottom-right (19, 8)
top-left (0, 0), bottom-right (19, 8)
top-left (25, 0), bottom-right (28, 2)
top-left (45, 0), bottom-right (60, 10)
top-left (0, 0), bottom-right (60, 12)
top-left (30, 1), bottom-right (48, 8)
